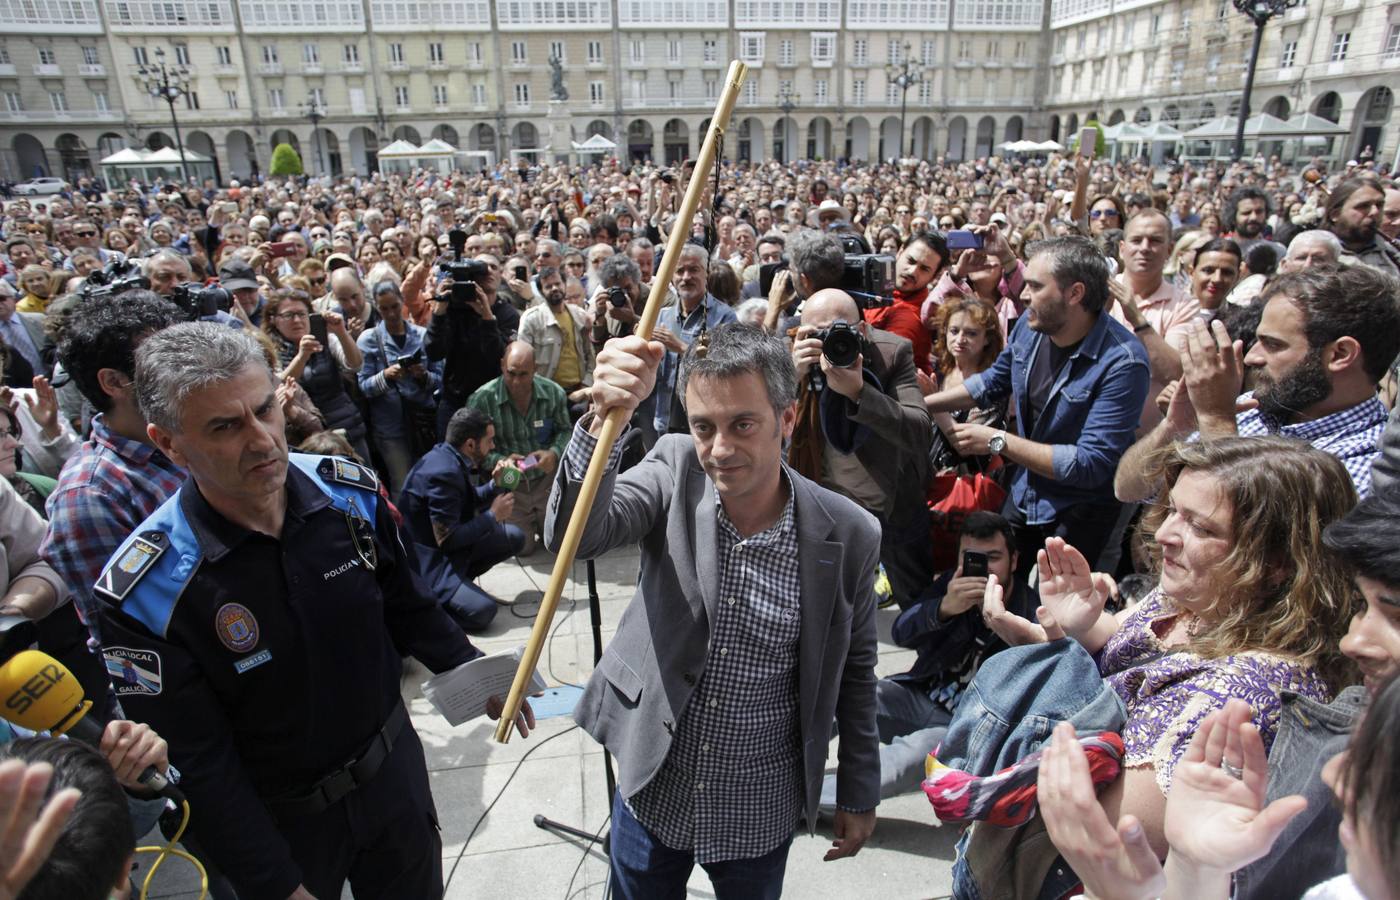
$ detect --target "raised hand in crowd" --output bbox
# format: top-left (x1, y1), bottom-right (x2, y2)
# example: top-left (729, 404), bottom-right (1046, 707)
top-left (0, 759), bottom-right (81, 900)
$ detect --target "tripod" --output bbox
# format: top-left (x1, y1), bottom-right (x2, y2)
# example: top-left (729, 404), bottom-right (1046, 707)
top-left (532, 558), bottom-right (616, 883)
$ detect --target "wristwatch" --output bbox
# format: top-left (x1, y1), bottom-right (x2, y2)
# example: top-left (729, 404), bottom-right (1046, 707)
top-left (987, 431), bottom-right (1007, 456)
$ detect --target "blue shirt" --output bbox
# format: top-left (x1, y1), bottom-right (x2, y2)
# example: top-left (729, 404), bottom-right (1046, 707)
top-left (357, 321), bottom-right (442, 440)
top-left (652, 294), bottom-right (736, 434)
top-left (964, 313), bottom-right (1150, 525)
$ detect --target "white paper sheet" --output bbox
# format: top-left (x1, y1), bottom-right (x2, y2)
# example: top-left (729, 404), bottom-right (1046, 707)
top-left (420, 645), bottom-right (547, 727)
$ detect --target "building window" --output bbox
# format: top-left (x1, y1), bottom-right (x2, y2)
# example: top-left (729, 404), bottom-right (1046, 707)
top-left (310, 87), bottom-right (324, 106)
top-left (82, 46), bottom-right (99, 65)
top-left (703, 39), bottom-right (718, 63)
top-left (1205, 38), bottom-right (1222, 73)
top-left (184, 91), bottom-right (199, 110)
top-left (1330, 32), bottom-right (1349, 62)
top-left (549, 40), bottom-right (565, 62)
top-left (3, 92), bottom-right (21, 113)
top-left (888, 38), bottom-right (903, 64)
top-left (429, 43), bottom-right (444, 64)
top-left (814, 78), bottom-right (828, 103)
top-left (852, 78), bottom-right (866, 105)
top-left (303, 43), bottom-right (319, 64)
top-left (1014, 40), bottom-right (1026, 60)
top-left (958, 39), bottom-right (970, 60)
top-left (93, 90), bottom-right (109, 111)
top-left (433, 84), bottom-right (448, 106)
top-left (778, 38), bottom-right (793, 65)
top-left (1278, 40), bottom-right (1296, 67)
top-left (268, 88), bottom-right (284, 109)
top-left (779, 77), bottom-right (793, 95)
top-left (811, 32), bottom-right (835, 65)
top-left (393, 85), bottom-right (408, 107)
top-left (262, 45), bottom-right (278, 64)
top-left (742, 78), bottom-right (757, 105)
top-left (589, 80), bottom-right (604, 103)
top-left (588, 40), bottom-right (603, 64)
top-left (37, 48), bottom-right (56, 66)
top-left (511, 41), bottom-right (527, 64)
top-left (739, 32), bottom-right (765, 63)
top-left (986, 39), bottom-right (999, 59)
top-left (174, 45), bottom-right (190, 66)
top-left (216, 46), bottom-right (231, 66)
top-left (221, 89), bottom-right (236, 108)
top-left (343, 44), bottom-right (359, 64)
top-left (388, 43), bottom-right (404, 64)
top-left (133, 47), bottom-right (149, 66)
top-left (349, 87), bottom-right (366, 113)
top-left (705, 78), bottom-right (717, 100)
top-left (630, 39), bottom-right (644, 64)
top-left (918, 80), bottom-right (932, 104)
top-left (468, 42), bottom-right (482, 64)
top-left (1386, 24), bottom-right (1400, 61)
top-left (852, 37), bottom-right (868, 66)
top-left (631, 74), bottom-right (645, 101)
top-left (921, 39), bottom-right (936, 65)
top-left (471, 83), bottom-right (486, 105)
top-left (514, 82), bottom-right (530, 105)
top-left (885, 80), bottom-right (900, 105)
top-left (668, 39), bottom-right (681, 64)
top-left (668, 79), bottom-right (681, 100)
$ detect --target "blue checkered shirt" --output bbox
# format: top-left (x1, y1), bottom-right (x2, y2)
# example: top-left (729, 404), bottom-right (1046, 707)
top-left (1210, 393), bottom-right (1388, 498)
top-left (564, 421), bottom-right (805, 863)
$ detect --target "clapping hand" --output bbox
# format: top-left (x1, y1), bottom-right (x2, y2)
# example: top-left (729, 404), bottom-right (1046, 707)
top-left (1039, 722), bottom-right (1166, 900)
top-left (1163, 700), bottom-right (1306, 873)
top-left (1036, 537), bottom-right (1117, 643)
top-left (981, 574), bottom-right (1063, 646)
top-left (1180, 318), bottom-right (1252, 436)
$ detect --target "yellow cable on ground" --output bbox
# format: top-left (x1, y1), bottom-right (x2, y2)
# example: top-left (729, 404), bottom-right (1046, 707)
top-left (134, 798), bottom-right (208, 900)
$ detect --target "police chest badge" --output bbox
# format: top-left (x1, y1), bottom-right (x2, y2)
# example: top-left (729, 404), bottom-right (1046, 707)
top-left (214, 603), bottom-right (260, 653)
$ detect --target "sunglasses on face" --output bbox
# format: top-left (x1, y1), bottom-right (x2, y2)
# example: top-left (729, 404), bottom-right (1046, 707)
top-left (1090, 209), bottom-right (1120, 219)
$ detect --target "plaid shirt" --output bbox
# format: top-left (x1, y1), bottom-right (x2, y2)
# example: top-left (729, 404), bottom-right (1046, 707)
top-left (565, 424), bottom-right (804, 862)
top-left (1194, 393), bottom-right (1387, 497)
top-left (40, 414), bottom-right (186, 645)
top-left (466, 374), bottom-right (570, 483)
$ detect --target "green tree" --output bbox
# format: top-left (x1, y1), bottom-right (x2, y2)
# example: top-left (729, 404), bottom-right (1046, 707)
top-left (269, 143), bottom-right (304, 176)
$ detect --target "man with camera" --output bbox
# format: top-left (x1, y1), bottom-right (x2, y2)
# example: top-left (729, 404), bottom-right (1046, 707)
top-left (425, 240), bottom-right (512, 438)
top-left (142, 251), bottom-right (243, 328)
top-left (651, 244), bottom-right (738, 436)
top-left (791, 288), bottom-right (933, 610)
top-left (358, 282), bottom-right (442, 496)
top-left (589, 254), bottom-right (643, 349)
top-left (518, 266), bottom-right (593, 412)
top-left (865, 232), bottom-right (947, 374)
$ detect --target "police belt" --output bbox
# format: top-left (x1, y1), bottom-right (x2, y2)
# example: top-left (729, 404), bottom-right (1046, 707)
top-left (264, 701), bottom-right (408, 819)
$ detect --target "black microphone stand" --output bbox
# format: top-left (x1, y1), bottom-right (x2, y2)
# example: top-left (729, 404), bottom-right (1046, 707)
top-left (532, 558), bottom-right (616, 889)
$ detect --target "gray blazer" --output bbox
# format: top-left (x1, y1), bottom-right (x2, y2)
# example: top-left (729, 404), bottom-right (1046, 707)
top-left (545, 431), bottom-right (883, 825)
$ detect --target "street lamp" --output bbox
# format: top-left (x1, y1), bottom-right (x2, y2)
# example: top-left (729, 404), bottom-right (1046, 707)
top-left (777, 83), bottom-right (799, 163)
top-left (301, 95), bottom-right (327, 175)
top-left (136, 47), bottom-right (193, 184)
top-left (1232, 0), bottom-right (1300, 162)
top-left (885, 43), bottom-right (926, 160)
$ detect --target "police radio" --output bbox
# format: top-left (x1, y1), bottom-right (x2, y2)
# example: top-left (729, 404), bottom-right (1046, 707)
top-left (0, 649), bottom-right (180, 800)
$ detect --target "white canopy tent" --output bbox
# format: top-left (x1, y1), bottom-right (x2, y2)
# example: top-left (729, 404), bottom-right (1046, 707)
top-left (100, 146), bottom-right (217, 185)
top-left (571, 133), bottom-right (618, 159)
top-left (1181, 113), bottom-right (1346, 163)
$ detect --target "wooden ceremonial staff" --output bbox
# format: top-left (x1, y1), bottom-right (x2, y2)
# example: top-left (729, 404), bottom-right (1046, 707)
top-left (493, 59), bottom-right (750, 743)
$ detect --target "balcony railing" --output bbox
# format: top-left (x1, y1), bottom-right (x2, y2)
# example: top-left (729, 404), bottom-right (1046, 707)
top-left (0, 0), bottom-right (102, 30)
top-left (79, 62), bottom-right (106, 75)
top-left (33, 63), bottom-right (62, 76)
top-left (104, 0), bottom-right (234, 29)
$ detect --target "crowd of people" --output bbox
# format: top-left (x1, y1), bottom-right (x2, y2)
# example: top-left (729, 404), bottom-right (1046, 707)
top-left (0, 143), bottom-right (1399, 900)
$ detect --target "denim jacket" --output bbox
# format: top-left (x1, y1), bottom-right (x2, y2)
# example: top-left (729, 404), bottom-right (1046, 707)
top-left (1234, 686), bottom-right (1366, 900)
top-left (963, 312), bottom-right (1150, 526)
top-left (357, 321), bottom-right (443, 441)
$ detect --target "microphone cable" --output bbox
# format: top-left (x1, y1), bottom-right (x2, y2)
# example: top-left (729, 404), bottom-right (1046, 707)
top-left (134, 789), bottom-right (209, 900)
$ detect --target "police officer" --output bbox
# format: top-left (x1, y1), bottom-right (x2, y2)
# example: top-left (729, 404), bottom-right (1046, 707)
top-left (92, 322), bottom-right (533, 900)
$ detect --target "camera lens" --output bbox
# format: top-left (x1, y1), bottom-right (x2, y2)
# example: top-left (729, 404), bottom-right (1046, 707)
top-left (821, 324), bottom-right (862, 368)
top-left (607, 286), bottom-right (629, 308)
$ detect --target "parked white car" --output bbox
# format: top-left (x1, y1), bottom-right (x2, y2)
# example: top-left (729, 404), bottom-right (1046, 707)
top-left (12, 176), bottom-right (68, 195)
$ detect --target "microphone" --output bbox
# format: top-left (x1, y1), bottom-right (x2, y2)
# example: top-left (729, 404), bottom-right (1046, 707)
top-left (0, 649), bottom-right (180, 799)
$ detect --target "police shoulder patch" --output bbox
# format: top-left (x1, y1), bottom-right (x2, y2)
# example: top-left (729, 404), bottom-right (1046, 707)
top-left (103, 646), bottom-right (163, 697)
top-left (94, 532), bottom-right (168, 603)
top-left (318, 456), bottom-right (379, 493)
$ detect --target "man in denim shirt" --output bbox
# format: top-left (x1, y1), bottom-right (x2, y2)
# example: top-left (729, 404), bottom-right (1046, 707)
top-left (650, 244), bottom-right (737, 436)
top-left (358, 282), bottom-right (442, 496)
top-left (925, 236), bottom-right (1150, 581)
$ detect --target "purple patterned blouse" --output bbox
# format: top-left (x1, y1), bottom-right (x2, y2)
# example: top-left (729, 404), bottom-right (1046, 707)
top-left (1097, 589), bottom-right (1332, 793)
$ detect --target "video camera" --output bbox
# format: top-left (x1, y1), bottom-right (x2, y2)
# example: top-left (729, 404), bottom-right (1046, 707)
top-left (80, 258), bottom-right (149, 300)
top-left (169, 283), bottom-right (233, 322)
top-left (438, 228), bottom-right (489, 310)
top-left (840, 255), bottom-right (895, 308)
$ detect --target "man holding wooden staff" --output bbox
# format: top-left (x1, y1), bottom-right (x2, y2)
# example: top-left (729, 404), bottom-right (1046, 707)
top-left (545, 322), bottom-right (881, 899)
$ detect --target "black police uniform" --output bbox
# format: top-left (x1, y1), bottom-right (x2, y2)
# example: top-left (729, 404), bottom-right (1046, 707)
top-left (93, 454), bottom-right (480, 900)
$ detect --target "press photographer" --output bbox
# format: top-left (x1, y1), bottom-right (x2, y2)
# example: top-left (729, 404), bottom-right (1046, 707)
top-left (138, 250), bottom-right (242, 326)
top-left (790, 288), bottom-right (933, 609)
top-left (425, 228), bottom-right (512, 436)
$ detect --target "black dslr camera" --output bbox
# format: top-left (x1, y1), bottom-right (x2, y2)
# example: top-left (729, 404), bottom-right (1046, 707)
top-left (438, 228), bottom-right (489, 310)
top-left (80, 258), bottom-right (149, 300)
top-left (607, 285), bottom-right (630, 308)
top-left (817, 320), bottom-right (863, 369)
top-left (169, 283), bottom-right (232, 322)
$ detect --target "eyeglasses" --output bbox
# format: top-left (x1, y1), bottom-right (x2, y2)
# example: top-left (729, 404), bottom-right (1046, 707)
top-left (309, 277), bottom-right (327, 287)
top-left (0, 428), bottom-right (18, 440)
top-left (74, 229), bottom-right (98, 237)
top-left (1089, 209), bottom-right (1120, 219)
top-left (275, 310), bottom-right (309, 320)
